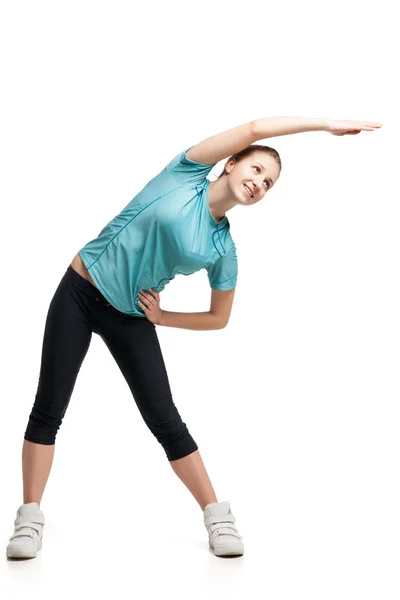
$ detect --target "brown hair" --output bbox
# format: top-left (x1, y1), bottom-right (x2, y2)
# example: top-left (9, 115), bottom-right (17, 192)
top-left (217, 144), bottom-right (282, 179)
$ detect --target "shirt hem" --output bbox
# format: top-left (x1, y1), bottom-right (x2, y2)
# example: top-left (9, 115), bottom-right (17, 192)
top-left (78, 250), bottom-right (146, 319)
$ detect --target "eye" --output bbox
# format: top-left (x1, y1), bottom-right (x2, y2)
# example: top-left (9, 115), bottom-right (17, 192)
top-left (253, 166), bottom-right (270, 187)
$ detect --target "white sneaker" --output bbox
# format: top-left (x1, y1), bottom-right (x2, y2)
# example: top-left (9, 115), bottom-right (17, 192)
top-left (203, 501), bottom-right (244, 557)
top-left (6, 502), bottom-right (45, 559)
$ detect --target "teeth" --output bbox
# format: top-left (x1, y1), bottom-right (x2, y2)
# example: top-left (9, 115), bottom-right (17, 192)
top-left (244, 184), bottom-right (253, 198)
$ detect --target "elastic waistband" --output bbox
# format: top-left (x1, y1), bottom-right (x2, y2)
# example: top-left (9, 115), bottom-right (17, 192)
top-left (65, 264), bottom-right (108, 300)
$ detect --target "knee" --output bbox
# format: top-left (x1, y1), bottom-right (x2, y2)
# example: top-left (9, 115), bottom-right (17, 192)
top-left (24, 405), bottom-right (63, 445)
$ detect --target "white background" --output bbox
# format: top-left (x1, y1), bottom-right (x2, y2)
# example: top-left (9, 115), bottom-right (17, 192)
top-left (1, 0), bottom-right (398, 598)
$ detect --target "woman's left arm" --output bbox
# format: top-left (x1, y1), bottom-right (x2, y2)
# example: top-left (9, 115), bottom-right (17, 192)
top-left (252, 116), bottom-right (382, 139)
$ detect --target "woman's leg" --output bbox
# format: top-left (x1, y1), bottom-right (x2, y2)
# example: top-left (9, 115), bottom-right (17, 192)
top-left (23, 267), bottom-right (93, 506)
top-left (98, 315), bottom-right (217, 510)
top-left (169, 450), bottom-right (218, 511)
top-left (22, 441), bottom-right (55, 507)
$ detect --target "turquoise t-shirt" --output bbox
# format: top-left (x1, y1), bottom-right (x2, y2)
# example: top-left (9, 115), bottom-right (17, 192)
top-left (78, 146), bottom-right (238, 317)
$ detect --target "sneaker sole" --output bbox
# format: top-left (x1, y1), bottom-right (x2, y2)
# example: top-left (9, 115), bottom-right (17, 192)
top-left (209, 541), bottom-right (244, 557)
top-left (6, 541), bottom-right (42, 559)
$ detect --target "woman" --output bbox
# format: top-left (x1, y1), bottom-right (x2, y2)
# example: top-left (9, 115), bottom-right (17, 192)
top-left (6, 116), bottom-right (381, 560)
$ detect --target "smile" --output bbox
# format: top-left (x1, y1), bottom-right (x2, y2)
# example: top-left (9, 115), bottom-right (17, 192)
top-left (243, 184), bottom-right (253, 198)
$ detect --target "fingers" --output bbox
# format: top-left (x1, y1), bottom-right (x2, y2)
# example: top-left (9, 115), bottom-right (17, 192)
top-left (359, 121), bottom-right (382, 130)
top-left (138, 289), bottom-right (160, 323)
top-left (355, 121), bottom-right (382, 128)
top-left (138, 291), bottom-right (153, 307)
top-left (137, 299), bottom-right (146, 311)
top-left (146, 288), bottom-right (159, 301)
top-left (343, 121), bottom-right (382, 132)
top-left (138, 289), bottom-right (159, 306)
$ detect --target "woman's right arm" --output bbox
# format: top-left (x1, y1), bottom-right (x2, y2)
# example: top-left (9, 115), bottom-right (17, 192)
top-left (185, 116), bottom-right (381, 167)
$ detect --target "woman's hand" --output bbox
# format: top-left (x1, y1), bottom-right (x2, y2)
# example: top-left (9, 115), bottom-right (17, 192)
top-left (327, 119), bottom-right (382, 136)
top-left (138, 289), bottom-right (163, 325)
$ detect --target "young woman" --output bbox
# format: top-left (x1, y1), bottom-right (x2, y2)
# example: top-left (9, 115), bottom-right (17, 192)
top-left (7, 116), bottom-right (381, 560)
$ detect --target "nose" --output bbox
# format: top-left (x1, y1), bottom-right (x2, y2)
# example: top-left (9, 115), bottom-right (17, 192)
top-left (252, 181), bottom-right (260, 194)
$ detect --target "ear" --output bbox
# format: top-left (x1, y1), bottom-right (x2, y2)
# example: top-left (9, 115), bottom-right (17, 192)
top-left (225, 157), bottom-right (236, 174)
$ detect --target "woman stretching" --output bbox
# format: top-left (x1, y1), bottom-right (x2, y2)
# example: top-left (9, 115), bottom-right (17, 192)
top-left (6, 115), bottom-right (382, 560)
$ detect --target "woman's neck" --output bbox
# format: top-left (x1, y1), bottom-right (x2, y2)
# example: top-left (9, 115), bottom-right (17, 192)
top-left (208, 178), bottom-right (237, 222)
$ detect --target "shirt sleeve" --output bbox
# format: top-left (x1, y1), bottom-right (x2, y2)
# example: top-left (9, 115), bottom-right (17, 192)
top-left (165, 146), bottom-right (217, 187)
top-left (206, 242), bottom-right (238, 290)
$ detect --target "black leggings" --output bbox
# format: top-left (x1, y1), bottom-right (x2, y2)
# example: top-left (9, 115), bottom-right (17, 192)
top-left (24, 265), bottom-right (198, 461)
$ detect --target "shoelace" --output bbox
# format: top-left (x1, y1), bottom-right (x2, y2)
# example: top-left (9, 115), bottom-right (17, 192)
top-left (204, 513), bottom-right (243, 540)
top-left (9, 521), bottom-right (43, 542)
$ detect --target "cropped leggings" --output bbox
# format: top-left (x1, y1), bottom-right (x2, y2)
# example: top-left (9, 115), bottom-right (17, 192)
top-left (24, 264), bottom-right (198, 461)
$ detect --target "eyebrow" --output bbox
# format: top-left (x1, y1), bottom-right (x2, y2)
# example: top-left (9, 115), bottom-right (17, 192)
top-left (254, 162), bottom-right (274, 186)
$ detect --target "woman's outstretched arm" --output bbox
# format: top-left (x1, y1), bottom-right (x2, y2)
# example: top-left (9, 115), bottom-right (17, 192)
top-left (185, 117), bottom-right (382, 165)
top-left (251, 116), bottom-right (381, 139)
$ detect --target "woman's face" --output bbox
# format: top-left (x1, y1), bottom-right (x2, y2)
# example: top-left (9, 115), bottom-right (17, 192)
top-left (226, 151), bottom-right (281, 206)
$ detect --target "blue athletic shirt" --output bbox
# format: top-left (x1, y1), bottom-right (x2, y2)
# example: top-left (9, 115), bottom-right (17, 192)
top-left (78, 146), bottom-right (238, 318)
